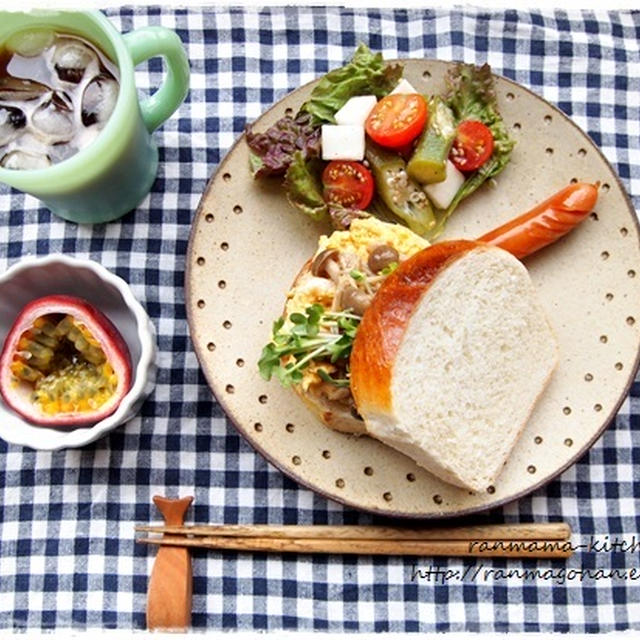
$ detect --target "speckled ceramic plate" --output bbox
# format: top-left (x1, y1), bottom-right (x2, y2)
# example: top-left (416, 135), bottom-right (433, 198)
top-left (186, 60), bottom-right (640, 518)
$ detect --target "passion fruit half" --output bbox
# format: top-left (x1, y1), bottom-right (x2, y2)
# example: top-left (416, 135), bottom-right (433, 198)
top-left (0, 295), bottom-right (132, 427)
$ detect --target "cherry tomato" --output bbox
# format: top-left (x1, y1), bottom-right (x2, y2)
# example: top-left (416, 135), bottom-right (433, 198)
top-left (365, 93), bottom-right (428, 149)
top-left (322, 161), bottom-right (375, 210)
top-left (450, 120), bottom-right (495, 172)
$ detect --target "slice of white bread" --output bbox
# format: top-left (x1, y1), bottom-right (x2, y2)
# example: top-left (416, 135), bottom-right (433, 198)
top-left (350, 241), bottom-right (558, 492)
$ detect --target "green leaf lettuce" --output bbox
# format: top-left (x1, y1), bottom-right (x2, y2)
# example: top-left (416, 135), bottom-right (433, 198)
top-left (283, 152), bottom-right (327, 221)
top-left (299, 43), bottom-right (403, 125)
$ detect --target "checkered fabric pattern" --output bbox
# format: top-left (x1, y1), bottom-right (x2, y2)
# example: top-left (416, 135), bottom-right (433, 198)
top-left (0, 5), bottom-right (638, 633)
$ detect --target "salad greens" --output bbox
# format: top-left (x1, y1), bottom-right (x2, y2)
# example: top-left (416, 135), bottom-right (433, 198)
top-left (299, 44), bottom-right (403, 125)
top-left (246, 112), bottom-right (321, 179)
top-left (434, 63), bottom-right (515, 234)
top-left (246, 47), bottom-right (514, 239)
top-left (283, 153), bottom-right (327, 220)
top-left (246, 44), bottom-right (400, 187)
top-left (258, 304), bottom-right (360, 388)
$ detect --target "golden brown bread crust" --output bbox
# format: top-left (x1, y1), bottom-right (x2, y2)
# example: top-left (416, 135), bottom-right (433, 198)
top-left (350, 240), bottom-right (481, 415)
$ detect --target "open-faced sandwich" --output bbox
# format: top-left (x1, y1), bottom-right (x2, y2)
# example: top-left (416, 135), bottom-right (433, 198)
top-left (278, 217), bottom-right (428, 434)
top-left (259, 182), bottom-right (599, 491)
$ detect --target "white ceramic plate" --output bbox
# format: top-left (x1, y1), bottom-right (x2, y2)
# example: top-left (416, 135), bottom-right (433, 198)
top-left (186, 60), bottom-right (640, 518)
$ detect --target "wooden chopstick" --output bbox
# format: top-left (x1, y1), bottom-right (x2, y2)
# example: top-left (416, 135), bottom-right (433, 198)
top-left (135, 523), bottom-right (573, 559)
top-left (136, 535), bottom-right (572, 558)
top-left (135, 522), bottom-right (570, 541)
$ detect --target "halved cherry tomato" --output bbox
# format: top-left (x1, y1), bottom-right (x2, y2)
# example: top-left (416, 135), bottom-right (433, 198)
top-left (322, 161), bottom-right (375, 210)
top-left (450, 120), bottom-right (495, 172)
top-left (365, 94), bottom-right (428, 149)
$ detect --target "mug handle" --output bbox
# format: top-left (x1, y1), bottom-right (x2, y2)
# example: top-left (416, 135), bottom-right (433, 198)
top-left (123, 26), bottom-right (190, 133)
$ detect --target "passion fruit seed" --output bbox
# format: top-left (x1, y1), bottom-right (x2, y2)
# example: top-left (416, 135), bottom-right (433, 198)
top-left (10, 313), bottom-right (114, 416)
top-left (33, 317), bottom-right (57, 334)
top-left (32, 360), bottom-right (117, 416)
top-left (10, 362), bottom-right (43, 383)
top-left (27, 329), bottom-right (58, 349)
top-left (17, 335), bottom-right (55, 366)
top-left (52, 315), bottom-right (73, 337)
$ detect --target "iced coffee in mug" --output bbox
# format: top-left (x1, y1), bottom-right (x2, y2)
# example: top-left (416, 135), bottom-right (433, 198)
top-left (0, 32), bottom-right (121, 170)
top-left (0, 11), bottom-right (189, 223)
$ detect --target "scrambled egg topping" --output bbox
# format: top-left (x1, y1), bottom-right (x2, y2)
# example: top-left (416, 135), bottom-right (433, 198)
top-left (285, 275), bottom-right (336, 319)
top-left (287, 217), bottom-right (429, 317)
top-left (319, 216), bottom-right (429, 264)
top-left (284, 218), bottom-right (430, 390)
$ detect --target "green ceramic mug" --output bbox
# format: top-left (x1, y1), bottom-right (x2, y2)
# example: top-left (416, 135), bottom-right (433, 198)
top-left (0, 10), bottom-right (190, 223)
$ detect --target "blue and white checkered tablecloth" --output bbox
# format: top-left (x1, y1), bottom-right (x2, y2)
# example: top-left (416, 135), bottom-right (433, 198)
top-left (0, 5), bottom-right (639, 633)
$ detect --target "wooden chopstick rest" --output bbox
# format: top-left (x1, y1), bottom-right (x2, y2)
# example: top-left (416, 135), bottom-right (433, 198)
top-left (146, 495), bottom-right (194, 632)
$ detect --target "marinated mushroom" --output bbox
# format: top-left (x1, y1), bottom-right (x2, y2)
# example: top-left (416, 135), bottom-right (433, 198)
top-left (322, 384), bottom-right (352, 402)
top-left (311, 248), bottom-right (340, 279)
top-left (338, 285), bottom-right (371, 316)
top-left (368, 244), bottom-right (399, 273)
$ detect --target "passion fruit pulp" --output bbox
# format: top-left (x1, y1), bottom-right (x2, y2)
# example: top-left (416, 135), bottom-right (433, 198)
top-left (0, 295), bottom-right (132, 427)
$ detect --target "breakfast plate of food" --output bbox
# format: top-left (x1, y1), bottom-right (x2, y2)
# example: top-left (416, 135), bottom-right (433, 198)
top-left (186, 48), bottom-right (640, 517)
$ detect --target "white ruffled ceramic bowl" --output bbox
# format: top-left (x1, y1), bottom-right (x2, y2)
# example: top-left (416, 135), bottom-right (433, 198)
top-left (0, 255), bottom-right (156, 450)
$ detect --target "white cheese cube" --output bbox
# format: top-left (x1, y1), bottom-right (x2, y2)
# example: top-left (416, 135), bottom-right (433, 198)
top-left (321, 125), bottom-right (365, 161)
top-left (390, 78), bottom-right (419, 95)
top-left (423, 160), bottom-right (466, 210)
top-left (334, 95), bottom-right (378, 126)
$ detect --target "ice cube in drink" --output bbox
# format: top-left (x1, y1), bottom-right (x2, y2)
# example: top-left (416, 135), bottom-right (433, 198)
top-left (5, 29), bottom-right (55, 58)
top-left (1, 149), bottom-right (50, 170)
top-left (0, 77), bottom-right (49, 102)
top-left (0, 105), bottom-right (26, 146)
top-left (53, 39), bottom-right (97, 84)
top-left (31, 91), bottom-right (74, 144)
top-left (81, 75), bottom-right (118, 127)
